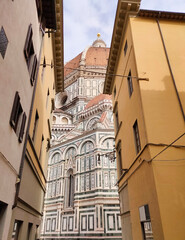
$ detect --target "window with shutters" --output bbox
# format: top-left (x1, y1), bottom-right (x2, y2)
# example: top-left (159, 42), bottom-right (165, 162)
top-left (39, 135), bottom-right (44, 161)
top-left (0, 27), bottom-right (8, 59)
top-left (133, 120), bottom-right (141, 154)
top-left (127, 70), bottom-right (133, 97)
top-left (18, 112), bottom-right (27, 143)
top-left (24, 25), bottom-right (34, 67)
top-left (32, 110), bottom-right (39, 142)
top-left (24, 25), bottom-right (38, 85)
top-left (115, 111), bottom-right (119, 132)
top-left (124, 40), bottom-right (128, 56)
top-left (116, 140), bottom-right (123, 177)
top-left (114, 86), bottom-right (116, 98)
top-left (30, 55), bottom-right (37, 85)
top-left (10, 92), bottom-right (27, 142)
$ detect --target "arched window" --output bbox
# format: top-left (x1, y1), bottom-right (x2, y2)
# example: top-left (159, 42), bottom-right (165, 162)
top-left (51, 153), bottom-right (60, 164)
top-left (81, 141), bottom-right (94, 154)
top-left (65, 147), bottom-right (76, 160)
top-left (102, 138), bottom-right (114, 150)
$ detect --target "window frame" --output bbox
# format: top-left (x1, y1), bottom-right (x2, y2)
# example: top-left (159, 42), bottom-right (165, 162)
top-left (30, 54), bottom-right (38, 85)
top-left (133, 120), bottom-right (141, 154)
top-left (124, 40), bottom-right (128, 56)
top-left (32, 110), bottom-right (39, 142)
top-left (127, 70), bottom-right (133, 97)
top-left (114, 86), bottom-right (116, 98)
top-left (10, 92), bottom-right (26, 142)
top-left (24, 24), bottom-right (34, 68)
top-left (139, 204), bottom-right (154, 240)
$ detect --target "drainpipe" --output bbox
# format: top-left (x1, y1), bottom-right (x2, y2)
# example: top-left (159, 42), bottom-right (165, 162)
top-left (12, 30), bottom-right (44, 209)
top-left (156, 19), bottom-right (185, 121)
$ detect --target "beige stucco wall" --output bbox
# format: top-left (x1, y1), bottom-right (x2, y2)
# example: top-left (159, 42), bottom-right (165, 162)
top-left (10, 31), bottom-right (56, 240)
top-left (0, 0), bottom-right (42, 239)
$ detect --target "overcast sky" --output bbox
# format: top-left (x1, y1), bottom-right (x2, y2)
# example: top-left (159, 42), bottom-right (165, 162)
top-left (63, 0), bottom-right (185, 63)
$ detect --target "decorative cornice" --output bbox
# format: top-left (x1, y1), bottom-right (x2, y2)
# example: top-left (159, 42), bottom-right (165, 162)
top-left (52, 124), bottom-right (75, 132)
top-left (104, 2), bottom-right (185, 95)
top-left (79, 99), bottom-right (112, 120)
top-left (138, 9), bottom-right (185, 20)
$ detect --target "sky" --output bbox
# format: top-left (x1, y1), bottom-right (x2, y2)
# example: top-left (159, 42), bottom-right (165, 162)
top-left (63, 0), bottom-right (185, 63)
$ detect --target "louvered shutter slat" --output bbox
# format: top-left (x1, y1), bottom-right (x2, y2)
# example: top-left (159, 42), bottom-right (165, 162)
top-left (19, 112), bottom-right (27, 143)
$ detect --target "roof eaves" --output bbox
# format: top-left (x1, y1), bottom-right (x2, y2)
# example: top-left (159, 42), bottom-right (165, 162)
top-left (52, 0), bottom-right (64, 93)
top-left (138, 9), bottom-right (185, 20)
top-left (104, 0), bottom-right (141, 94)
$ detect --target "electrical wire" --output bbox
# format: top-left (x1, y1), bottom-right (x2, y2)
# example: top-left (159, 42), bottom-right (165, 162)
top-left (40, 63), bottom-right (149, 80)
top-left (152, 158), bottom-right (185, 162)
top-left (148, 132), bottom-right (185, 162)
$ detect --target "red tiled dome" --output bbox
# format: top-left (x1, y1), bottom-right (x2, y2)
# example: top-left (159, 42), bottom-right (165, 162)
top-left (64, 53), bottom-right (82, 77)
top-left (85, 47), bottom-right (109, 66)
top-left (85, 94), bottom-right (112, 109)
top-left (64, 39), bottom-right (109, 78)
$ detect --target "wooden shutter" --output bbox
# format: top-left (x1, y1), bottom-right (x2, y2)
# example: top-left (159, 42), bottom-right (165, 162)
top-left (10, 92), bottom-right (20, 129)
top-left (24, 24), bottom-right (33, 61)
top-left (18, 112), bottom-right (27, 143)
top-left (30, 54), bottom-right (37, 85)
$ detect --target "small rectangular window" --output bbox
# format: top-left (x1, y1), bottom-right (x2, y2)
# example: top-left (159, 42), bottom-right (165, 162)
top-left (124, 40), bottom-right (128, 56)
top-left (32, 110), bottom-right (39, 142)
top-left (133, 120), bottom-right (141, 154)
top-left (127, 70), bottom-right (133, 97)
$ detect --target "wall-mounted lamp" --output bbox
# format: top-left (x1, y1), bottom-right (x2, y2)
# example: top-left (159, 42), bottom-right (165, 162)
top-left (97, 149), bottom-right (116, 165)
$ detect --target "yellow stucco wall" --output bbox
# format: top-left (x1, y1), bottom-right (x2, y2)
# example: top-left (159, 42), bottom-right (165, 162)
top-left (130, 17), bottom-right (185, 239)
top-left (111, 15), bottom-right (185, 240)
top-left (19, 32), bottom-right (55, 218)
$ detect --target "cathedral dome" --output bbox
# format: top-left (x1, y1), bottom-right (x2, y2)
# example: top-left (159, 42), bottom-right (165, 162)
top-left (85, 94), bottom-right (112, 109)
top-left (64, 36), bottom-right (109, 77)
